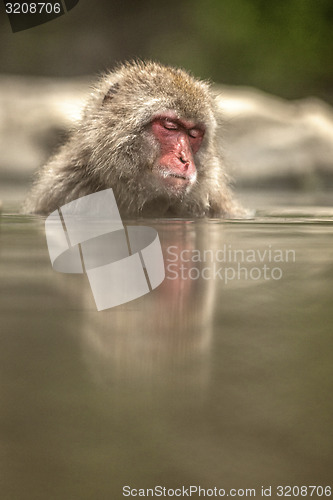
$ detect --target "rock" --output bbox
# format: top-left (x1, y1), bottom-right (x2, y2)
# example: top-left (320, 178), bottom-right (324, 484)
top-left (0, 75), bottom-right (89, 183)
top-left (214, 85), bottom-right (333, 189)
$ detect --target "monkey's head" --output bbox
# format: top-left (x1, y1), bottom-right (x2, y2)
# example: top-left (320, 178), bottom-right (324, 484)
top-left (82, 60), bottom-right (223, 216)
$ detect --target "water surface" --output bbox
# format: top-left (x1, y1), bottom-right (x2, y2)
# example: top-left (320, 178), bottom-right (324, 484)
top-left (1, 203), bottom-right (333, 499)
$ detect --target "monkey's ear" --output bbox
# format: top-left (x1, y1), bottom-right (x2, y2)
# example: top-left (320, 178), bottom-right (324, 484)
top-left (102, 82), bottom-right (120, 105)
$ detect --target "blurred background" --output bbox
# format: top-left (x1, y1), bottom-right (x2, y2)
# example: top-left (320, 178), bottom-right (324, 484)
top-left (1, 0), bottom-right (333, 102)
top-left (1, 0), bottom-right (333, 209)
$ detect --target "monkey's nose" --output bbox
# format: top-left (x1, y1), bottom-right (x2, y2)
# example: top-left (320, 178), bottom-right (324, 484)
top-left (179, 152), bottom-right (190, 168)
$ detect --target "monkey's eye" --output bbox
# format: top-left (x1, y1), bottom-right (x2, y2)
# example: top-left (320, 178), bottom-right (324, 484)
top-left (188, 128), bottom-right (202, 139)
top-left (163, 119), bottom-right (179, 130)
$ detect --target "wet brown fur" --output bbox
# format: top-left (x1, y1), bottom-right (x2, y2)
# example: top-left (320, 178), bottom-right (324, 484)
top-left (23, 60), bottom-right (243, 218)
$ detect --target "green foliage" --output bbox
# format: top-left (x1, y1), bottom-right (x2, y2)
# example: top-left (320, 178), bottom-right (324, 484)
top-left (150, 0), bottom-right (333, 100)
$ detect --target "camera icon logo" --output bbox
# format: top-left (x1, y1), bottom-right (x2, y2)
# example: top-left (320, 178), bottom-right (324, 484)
top-left (45, 189), bottom-right (165, 310)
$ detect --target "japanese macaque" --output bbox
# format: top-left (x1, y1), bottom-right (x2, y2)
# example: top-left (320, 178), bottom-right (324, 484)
top-left (24, 61), bottom-right (244, 218)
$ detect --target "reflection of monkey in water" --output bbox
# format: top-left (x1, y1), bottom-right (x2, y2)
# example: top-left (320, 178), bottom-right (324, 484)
top-left (24, 61), bottom-right (244, 218)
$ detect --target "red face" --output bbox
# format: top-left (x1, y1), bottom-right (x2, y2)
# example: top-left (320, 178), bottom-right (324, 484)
top-left (151, 113), bottom-right (205, 191)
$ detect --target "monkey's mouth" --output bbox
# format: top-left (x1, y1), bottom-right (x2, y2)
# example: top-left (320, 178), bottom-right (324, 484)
top-left (167, 173), bottom-right (188, 181)
top-left (155, 168), bottom-right (196, 188)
